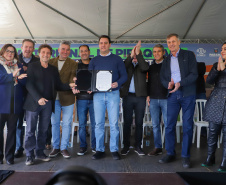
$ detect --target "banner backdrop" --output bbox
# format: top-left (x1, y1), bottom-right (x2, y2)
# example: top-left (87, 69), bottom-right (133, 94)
top-left (0, 43), bottom-right (221, 65)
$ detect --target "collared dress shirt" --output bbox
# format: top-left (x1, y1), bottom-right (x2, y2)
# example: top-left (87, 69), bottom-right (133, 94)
top-left (22, 55), bottom-right (32, 64)
top-left (170, 49), bottom-right (181, 83)
top-left (128, 62), bottom-right (137, 93)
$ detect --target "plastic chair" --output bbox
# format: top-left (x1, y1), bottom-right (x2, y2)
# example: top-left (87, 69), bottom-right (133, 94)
top-left (70, 105), bottom-right (84, 146)
top-left (118, 98), bottom-right (124, 148)
top-left (176, 109), bottom-right (183, 143)
top-left (192, 99), bottom-right (209, 148)
top-left (70, 111), bottom-right (80, 147)
top-left (141, 103), bottom-right (152, 148)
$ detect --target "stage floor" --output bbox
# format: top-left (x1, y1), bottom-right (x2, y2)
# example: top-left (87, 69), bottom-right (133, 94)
top-left (0, 132), bottom-right (223, 173)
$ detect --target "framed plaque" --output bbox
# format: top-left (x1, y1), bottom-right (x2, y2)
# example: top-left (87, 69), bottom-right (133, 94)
top-left (76, 70), bottom-right (112, 92)
top-left (76, 70), bottom-right (92, 91)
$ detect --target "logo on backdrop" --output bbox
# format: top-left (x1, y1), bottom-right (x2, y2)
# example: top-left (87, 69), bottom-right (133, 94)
top-left (214, 48), bottom-right (218, 53)
top-left (208, 47), bottom-right (220, 57)
top-left (196, 48), bottom-right (206, 57)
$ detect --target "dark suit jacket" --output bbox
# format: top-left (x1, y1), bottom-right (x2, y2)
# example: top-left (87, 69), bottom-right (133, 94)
top-left (120, 53), bottom-right (149, 97)
top-left (0, 63), bottom-right (26, 114)
top-left (23, 61), bottom-right (71, 112)
top-left (160, 49), bottom-right (198, 97)
top-left (49, 57), bottom-right (77, 106)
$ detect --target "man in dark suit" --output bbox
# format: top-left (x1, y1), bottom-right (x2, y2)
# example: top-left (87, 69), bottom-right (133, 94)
top-left (120, 41), bottom-right (149, 156)
top-left (159, 33), bottom-right (198, 168)
top-left (23, 44), bottom-right (75, 165)
top-left (15, 39), bottom-right (39, 158)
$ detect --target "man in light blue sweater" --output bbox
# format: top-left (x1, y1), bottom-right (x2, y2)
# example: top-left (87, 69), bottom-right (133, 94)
top-left (88, 35), bottom-right (127, 160)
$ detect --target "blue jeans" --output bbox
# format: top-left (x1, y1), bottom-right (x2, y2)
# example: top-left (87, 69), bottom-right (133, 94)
top-left (51, 100), bottom-right (74, 150)
top-left (149, 99), bottom-right (167, 148)
top-left (165, 90), bottom-right (195, 158)
top-left (77, 99), bottom-right (96, 149)
top-left (93, 90), bottom-right (120, 152)
top-left (16, 112), bottom-right (25, 151)
top-left (25, 101), bottom-right (52, 157)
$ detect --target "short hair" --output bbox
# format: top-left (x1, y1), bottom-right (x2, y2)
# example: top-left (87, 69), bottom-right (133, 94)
top-left (0, 44), bottom-right (19, 61)
top-left (166, 33), bottom-right (180, 40)
top-left (79, 45), bottom-right (90, 51)
top-left (38, 44), bottom-right (53, 55)
top-left (59, 41), bottom-right (71, 48)
top-left (222, 42), bottom-right (226, 46)
top-left (22, 39), bottom-right (35, 48)
top-left (98, 35), bottom-right (111, 43)
top-left (153, 44), bottom-right (165, 52)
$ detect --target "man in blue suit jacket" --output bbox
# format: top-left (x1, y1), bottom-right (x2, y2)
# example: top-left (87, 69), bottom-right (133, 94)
top-left (159, 33), bottom-right (198, 168)
top-left (15, 39), bottom-right (39, 158)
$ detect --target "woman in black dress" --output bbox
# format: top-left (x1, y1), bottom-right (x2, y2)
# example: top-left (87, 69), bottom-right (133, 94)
top-left (202, 42), bottom-right (226, 172)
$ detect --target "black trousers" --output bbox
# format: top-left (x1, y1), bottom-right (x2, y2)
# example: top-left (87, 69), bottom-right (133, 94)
top-left (208, 122), bottom-right (226, 159)
top-left (46, 121), bottom-right (52, 145)
top-left (16, 111), bottom-right (25, 151)
top-left (0, 114), bottom-right (19, 161)
top-left (123, 94), bottom-right (146, 148)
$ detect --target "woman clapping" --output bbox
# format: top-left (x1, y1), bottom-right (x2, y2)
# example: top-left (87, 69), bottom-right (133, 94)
top-left (0, 44), bottom-right (27, 165)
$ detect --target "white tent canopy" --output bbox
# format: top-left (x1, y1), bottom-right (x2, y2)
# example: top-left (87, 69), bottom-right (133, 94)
top-left (0, 0), bottom-right (226, 43)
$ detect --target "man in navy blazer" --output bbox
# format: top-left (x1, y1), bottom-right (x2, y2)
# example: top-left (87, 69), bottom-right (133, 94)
top-left (159, 33), bottom-right (198, 168)
top-left (15, 39), bottom-right (39, 158)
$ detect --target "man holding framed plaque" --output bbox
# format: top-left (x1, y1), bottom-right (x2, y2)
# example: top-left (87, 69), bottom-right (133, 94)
top-left (75, 45), bottom-right (96, 156)
top-left (88, 35), bottom-right (127, 160)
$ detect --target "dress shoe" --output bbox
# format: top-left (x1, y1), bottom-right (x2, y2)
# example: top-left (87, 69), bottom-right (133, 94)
top-left (14, 150), bottom-right (23, 158)
top-left (49, 149), bottom-right (60, 158)
top-left (182, 157), bottom-right (191, 168)
top-left (92, 151), bottom-right (105, 160)
top-left (148, 148), bottom-right (163, 156)
top-left (6, 159), bottom-right (14, 165)
top-left (201, 155), bottom-right (215, 167)
top-left (111, 152), bottom-right (121, 160)
top-left (159, 154), bottom-right (176, 163)
top-left (61, 150), bottom-right (71, 159)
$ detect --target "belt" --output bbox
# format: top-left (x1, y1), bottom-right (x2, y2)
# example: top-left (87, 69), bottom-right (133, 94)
top-left (128, 92), bottom-right (136, 96)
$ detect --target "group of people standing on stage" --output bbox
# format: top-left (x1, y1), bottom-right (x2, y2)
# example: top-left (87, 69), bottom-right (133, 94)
top-left (0, 33), bottom-right (226, 172)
